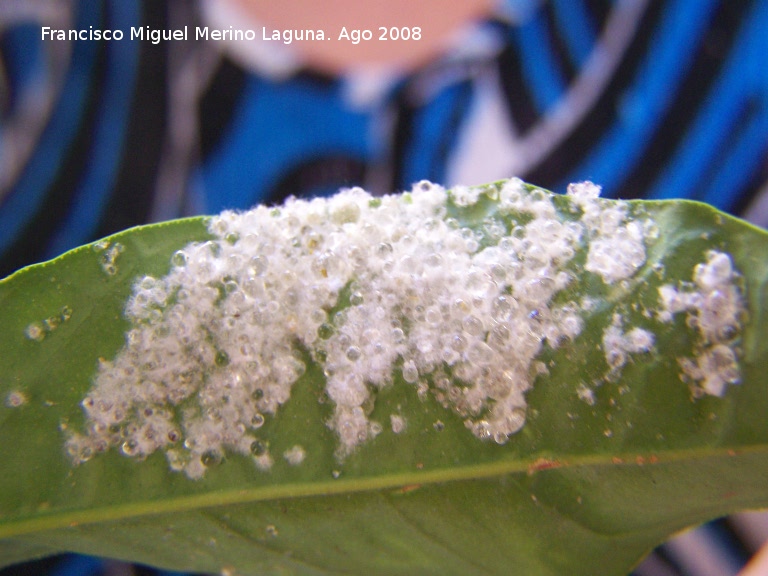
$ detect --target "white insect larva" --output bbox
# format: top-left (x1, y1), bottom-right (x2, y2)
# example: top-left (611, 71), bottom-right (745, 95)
top-left (659, 250), bottom-right (744, 397)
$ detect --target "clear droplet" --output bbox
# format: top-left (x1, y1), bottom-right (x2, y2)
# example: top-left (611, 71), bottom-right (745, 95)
top-left (462, 315), bottom-right (483, 336)
top-left (318, 323), bottom-right (334, 340)
top-left (79, 446), bottom-right (94, 462)
top-left (251, 413), bottom-right (265, 428)
top-left (201, 450), bottom-right (222, 467)
top-left (402, 360), bottom-right (419, 384)
top-left (121, 439), bottom-right (138, 456)
top-left (249, 255), bottom-right (268, 276)
top-left (346, 346), bottom-right (362, 361)
top-left (171, 250), bottom-right (188, 267)
top-left (250, 439), bottom-right (268, 456)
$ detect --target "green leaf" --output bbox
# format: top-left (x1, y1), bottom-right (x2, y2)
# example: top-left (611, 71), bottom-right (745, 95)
top-left (1, 180), bottom-right (767, 575)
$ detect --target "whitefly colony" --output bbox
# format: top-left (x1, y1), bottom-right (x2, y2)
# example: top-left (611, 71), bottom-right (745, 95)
top-left (62, 179), bottom-right (745, 478)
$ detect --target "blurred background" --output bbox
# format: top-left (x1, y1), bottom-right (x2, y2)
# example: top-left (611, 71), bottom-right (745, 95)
top-left (1, 0), bottom-right (767, 574)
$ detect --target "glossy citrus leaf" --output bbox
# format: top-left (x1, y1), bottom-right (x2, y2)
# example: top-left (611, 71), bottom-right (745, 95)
top-left (1, 180), bottom-right (767, 575)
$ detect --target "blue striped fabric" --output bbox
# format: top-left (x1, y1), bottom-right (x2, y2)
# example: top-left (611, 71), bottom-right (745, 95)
top-left (564, 0), bottom-right (720, 195)
top-left (0, 2), bottom-right (101, 260)
top-left (44, 0), bottom-right (141, 258)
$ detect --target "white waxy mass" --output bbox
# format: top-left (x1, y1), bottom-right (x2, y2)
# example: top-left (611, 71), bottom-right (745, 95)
top-left (659, 250), bottom-right (745, 397)
top-left (64, 179), bottom-right (744, 478)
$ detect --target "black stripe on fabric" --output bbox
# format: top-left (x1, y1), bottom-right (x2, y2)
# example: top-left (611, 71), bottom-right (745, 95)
top-left (0, 33), bottom-right (20, 113)
top-left (428, 81), bottom-right (474, 183)
top-left (715, 517), bottom-right (754, 566)
top-left (294, 66), bottom-right (338, 89)
top-left (651, 542), bottom-right (686, 576)
top-left (584, 0), bottom-right (612, 31)
top-left (525, 1), bottom-right (665, 191)
top-left (266, 155), bottom-right (366, 205)
top-left (391, 78), bottom-right (474, 191)
top-left (390, 87), bottom-right (415, 191)
top-left (496, 39), bottom-right (540, 134)
top-left (198, 56), bottom-right (247, 160)
top-left (620, 0), bottom-right (753, 201)
top-left (542, 2), bottom-right (579, 83)
top-left (96, 1), bottom-right (168, 238)
top-left (0, 4), bottom-right (110, 278)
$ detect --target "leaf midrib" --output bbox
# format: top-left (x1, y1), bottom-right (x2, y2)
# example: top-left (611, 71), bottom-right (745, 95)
top-left (2, 442), bottom-right (766, 539)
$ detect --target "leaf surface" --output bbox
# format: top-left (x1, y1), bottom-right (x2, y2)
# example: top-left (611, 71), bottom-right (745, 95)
top-left (1, 183), bottom-right (767, 575)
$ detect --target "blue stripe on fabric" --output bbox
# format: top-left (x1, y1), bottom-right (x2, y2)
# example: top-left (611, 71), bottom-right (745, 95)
top-left (1, 24), bottom-right (46, 95)
top-left (701, 108), bottom-right (768, 212)
top-left (50, 554), bottom-right (104, 576)
top-left (513, 10), bottom-right (566, 112)
top-left (400, 80), bottom-right (473, 186)
top-left (45, 0), bottom-right (141, 258)
top-left (551, 0), bottom-right (596, 67)
top-left (562, 0), bottom-right (719, 197)
top-left (702, 3), bottom-right (768, 210)
top-left (0, 24), bottom-right (46, 159)
top-left (0, 2), bottom-right (101, 256)
top-left (648, 0), bottom-right (768, 205)
top-left (195, 77), bottom-right (370, 213)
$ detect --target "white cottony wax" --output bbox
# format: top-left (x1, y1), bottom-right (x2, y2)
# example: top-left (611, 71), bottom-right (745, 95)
top-left (64, 180), bottom-right (744, 478)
